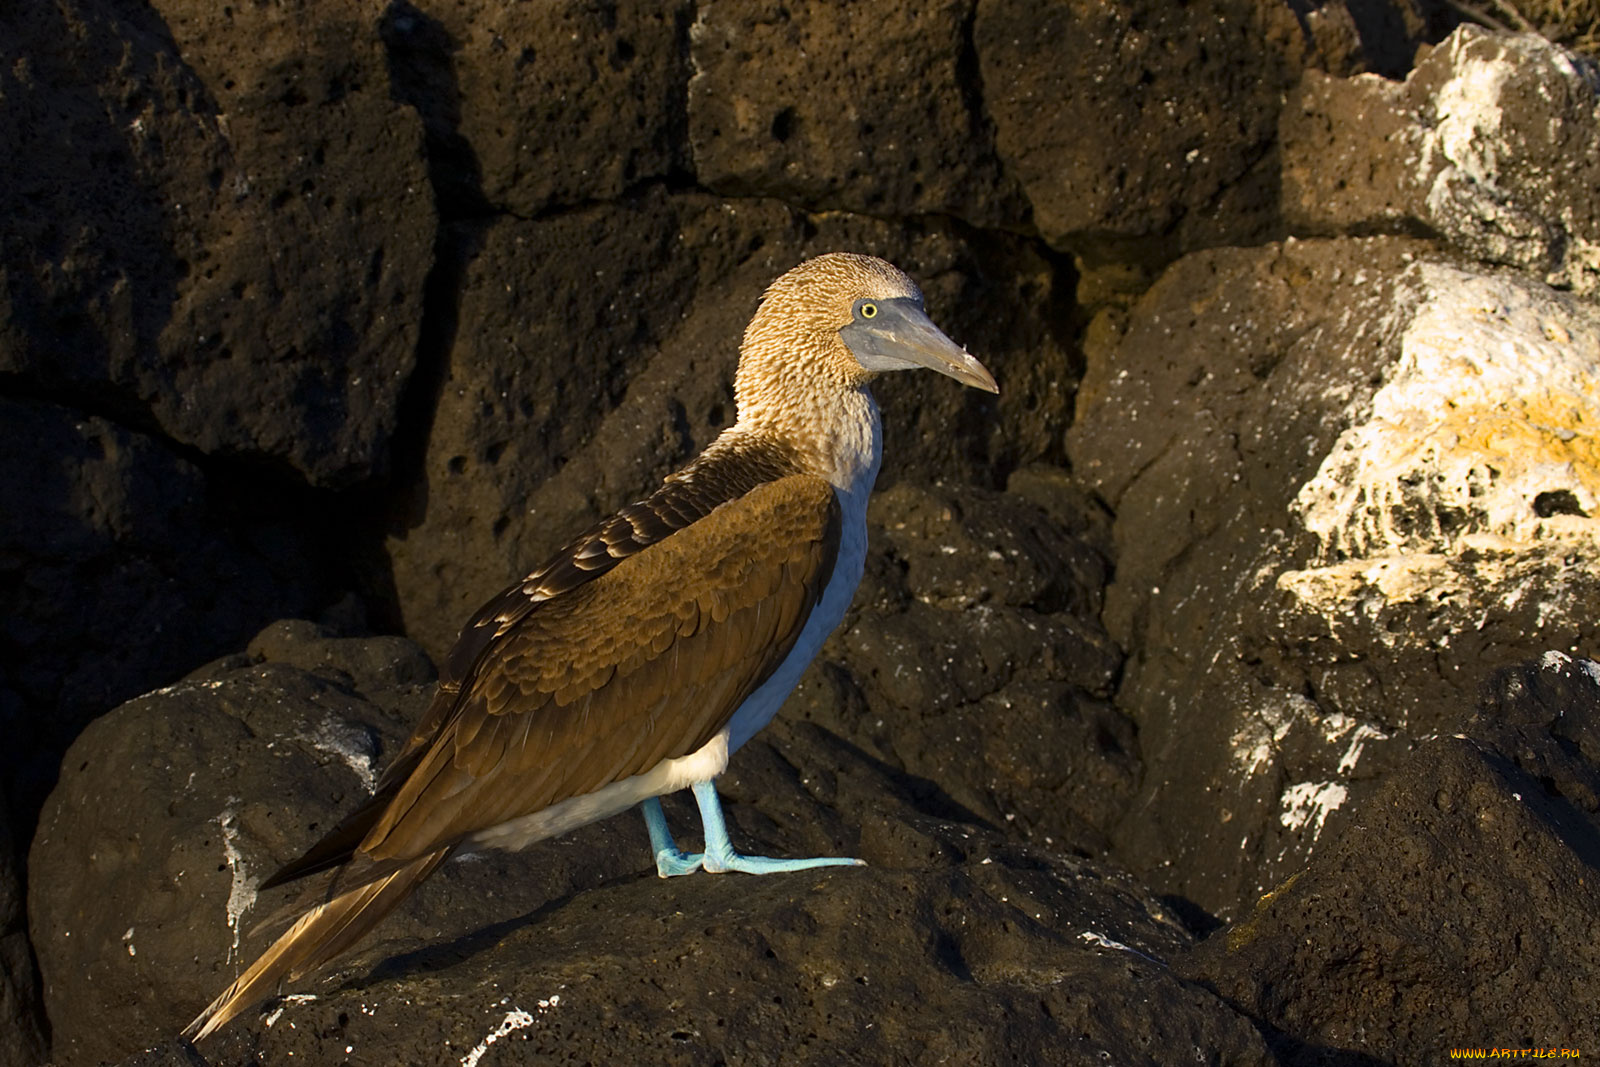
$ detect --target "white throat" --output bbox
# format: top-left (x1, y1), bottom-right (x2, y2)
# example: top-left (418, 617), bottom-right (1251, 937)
top-left (720, 384), bottom-right (882, 752)
top-left (739, 384), bottom-right (883, 498)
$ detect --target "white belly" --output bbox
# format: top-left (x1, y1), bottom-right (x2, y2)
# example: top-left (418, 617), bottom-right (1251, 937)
top-left (466, 732), bottom-right (730, 853)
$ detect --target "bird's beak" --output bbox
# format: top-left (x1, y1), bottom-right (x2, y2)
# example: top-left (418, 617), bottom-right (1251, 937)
top-left (840, 299), bottom-right (999, 394)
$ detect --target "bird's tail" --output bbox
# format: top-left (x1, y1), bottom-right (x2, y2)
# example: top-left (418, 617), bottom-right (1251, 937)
top-left (184, 847), bottom-right (453, 1042)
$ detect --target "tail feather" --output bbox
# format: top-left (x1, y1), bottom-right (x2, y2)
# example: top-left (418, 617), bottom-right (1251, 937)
top-left (258, 744), bottom-right (436, 893)
top-left (184, 847), bottom-right (454, 1042)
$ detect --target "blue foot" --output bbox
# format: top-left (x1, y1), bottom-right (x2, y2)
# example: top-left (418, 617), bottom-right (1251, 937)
top-left (638, 782), bottom-right (864, 878)
top-left (701, 848), bottom-right (863, 875)
top-left (641, 796), bottom-right (705, 877)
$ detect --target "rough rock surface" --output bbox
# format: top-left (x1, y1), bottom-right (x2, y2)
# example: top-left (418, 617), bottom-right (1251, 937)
top-left (688, 0), bottom-right (1025, 226)
top-left (29, 622), bottom-right (437, 1067)
top-left (0, 399), bottom-right (320, 820)
top-left (1070, 237), bottom-right (1600, 917)
top-left (0, 805), bottom-right (46, 1067)
top-left (34, 622), bottom-right (1263, 1067)
top-left (1181, 653), bottom-right (1600, 1062)
top-left (0, 0), bottom-right (435, 487)
top-left (386, 188), bottom-right (1074, 661)
top-left (975, 0), bottom-right (1308, 257)
top-left (1283, 26), bottom-right (1600, 296)
top-left (417, 0), bottom-right (693, 216)
top-left (785, 473), bottom-right (1131, 857)
top-left (10, 1), bottom-right (1600, 1064)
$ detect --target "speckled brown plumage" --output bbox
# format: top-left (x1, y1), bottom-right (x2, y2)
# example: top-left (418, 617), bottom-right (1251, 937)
top-left (363, 472), bottom-right (840, 865)
top-left (258, 432), bottom-right (810, 893)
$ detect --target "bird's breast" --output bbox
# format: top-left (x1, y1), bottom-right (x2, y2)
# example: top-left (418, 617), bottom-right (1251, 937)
top-left (724, 479), bottom-right (872, 753)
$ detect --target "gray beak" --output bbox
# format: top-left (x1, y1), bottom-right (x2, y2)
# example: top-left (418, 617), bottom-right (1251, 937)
top-left (839, 298), bottom-right (999, 394)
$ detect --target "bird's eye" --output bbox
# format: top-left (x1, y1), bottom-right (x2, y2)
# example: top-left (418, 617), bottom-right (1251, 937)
top-left (860, 303), bottom-right (878, 319)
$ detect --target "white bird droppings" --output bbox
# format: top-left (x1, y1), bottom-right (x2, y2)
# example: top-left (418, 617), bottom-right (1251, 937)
top-left (460, 997), bottom-right (560, 1067)
top-left (1079, 930), bottom-right (1164, 965)
top-left (1280, 263), bottom-right (1600, 628)
top-left (217, 805), bottom-right (257, 961)
top-left (298, 718), bottom-right (380, 794)
top-left (1279, 782), bottom-right (1349, 841)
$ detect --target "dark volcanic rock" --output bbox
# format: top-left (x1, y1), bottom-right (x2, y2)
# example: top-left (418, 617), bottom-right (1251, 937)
top-left (1282, 25), bottom-right (1600, 298)
top-left (386, 187), bottom-right (1073, 662)
top-left (202, 791), bottom-right (1272, 1067)
top-left (1070, 237), bottom-right (1600, 918)
top-left (16, 3), bottom-right (1600, 1066)
top-left (419, 0), bottom-right (693, 216)
top-left (974, 0), bottom-right (1306, 258)
top-left (107, 1043), bottom-right (210, 1067)
top-left (35, 625), bottom-right (1264, 1067)
top-left (0, 0), bottom-right (434, 487)
top-left (0, 399), bottom-right (319, 820)
top-left (784, 475), bottom-right (1132, 858)
top-left (28, 621), bottom-right (436, 1067)
top-left (1069, 238), bottom-right (1424, 917)
top-left (0, 804), bottom-right (46, 1067)
top-left (1181, 653), bottom-right (1600, 1062)
top-left (688, 0), bottom-right (1025, 227)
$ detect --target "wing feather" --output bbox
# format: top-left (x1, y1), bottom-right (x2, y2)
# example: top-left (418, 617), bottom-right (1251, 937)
top-left (439, 437), bottom-right (802, 687)
top-left (356, 474), bottom-right (841, 868)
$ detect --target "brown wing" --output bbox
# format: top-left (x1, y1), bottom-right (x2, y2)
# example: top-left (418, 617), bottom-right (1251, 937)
top-left (443, 436), bottom-right (802, 686)
top-left (260, 441), bottom-right (810, 891)
top-left (356, 473), bottom-right (841, 868)
top-left (383, 436), bottom-right (802, 789)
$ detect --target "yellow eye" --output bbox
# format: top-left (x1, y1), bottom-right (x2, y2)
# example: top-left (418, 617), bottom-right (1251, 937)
top-left (860, 303), bottom-right (877, 319)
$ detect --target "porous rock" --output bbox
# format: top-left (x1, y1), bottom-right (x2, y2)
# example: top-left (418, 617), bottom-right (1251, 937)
top-left (18, 4), bottom-right (1600, 1066)
top-left (1283, 25), bottom-right (1600, 297)
top-left (974, 0), bottom-right (1308, 258)
top-left (28, 621), bottom-right (435, 1067)
top-left (36, 622), bottom-right (1266, 1067)
top-left (198, 787), bottom-right (1272, 1067)
top-left (0, 399), bottom-right (319, 822)
top-left (1181, 653), bottom-right (1600, 1062)
top-left (97, 1041), bottom-right (208, 1067)
top-left (688, 0), bottom-right (1025, 227)
top-left (0, 0), bottom-right (434, 487)
top-left (0, 805), bottom-right (46, 1067)
top-left (1071, 237), bottom-right (1600, 917)
top-left (385, 187), bottom-right (1072, 662)
top-left (412, 0), bottom-right (693, 216)
top-left (785, 473), bottom-right (1132, 858)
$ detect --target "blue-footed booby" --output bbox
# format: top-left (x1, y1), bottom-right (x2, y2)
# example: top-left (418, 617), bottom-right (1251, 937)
top-left (184, 252), bottom-right (997, 1040)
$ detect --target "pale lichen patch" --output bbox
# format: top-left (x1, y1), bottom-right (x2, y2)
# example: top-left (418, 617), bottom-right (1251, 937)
top-left (1281, 264), bottom-right (1600, 628)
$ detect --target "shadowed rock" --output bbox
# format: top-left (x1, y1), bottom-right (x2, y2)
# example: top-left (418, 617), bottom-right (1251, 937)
top-left (33, 621), bottom-right (1262, 1067)
top-left (1180, 652), bottom-right (1600, 1063)
top-left (10, 2), bottom-right (1600, 1064)
top-left (688, 0), bottom-right (1026, 227)
top-left (0, 0), bottom-right (435, 488)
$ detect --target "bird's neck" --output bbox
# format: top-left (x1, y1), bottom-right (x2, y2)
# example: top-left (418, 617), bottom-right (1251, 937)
top-left (734, 385), bottom-right (883, 499)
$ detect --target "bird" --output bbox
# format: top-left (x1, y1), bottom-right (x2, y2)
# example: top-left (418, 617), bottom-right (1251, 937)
top-left (184, 252), bottom-right (998, 1041)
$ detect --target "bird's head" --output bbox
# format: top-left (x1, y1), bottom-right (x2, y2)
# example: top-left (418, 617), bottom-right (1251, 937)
top-left (735, 254), bottom-right (998, 423)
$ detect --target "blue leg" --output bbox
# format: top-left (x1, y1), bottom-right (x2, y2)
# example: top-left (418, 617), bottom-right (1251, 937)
top-left (642, 796), bottom-right (705, 877)
top-left (690, 780), bottom-right (864, 875)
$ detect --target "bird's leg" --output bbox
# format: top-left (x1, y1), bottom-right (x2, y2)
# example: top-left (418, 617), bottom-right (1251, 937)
top-left (690, 779), bottom-right (864, 875)
top-left (642, 796), bottom-right (705, 877)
